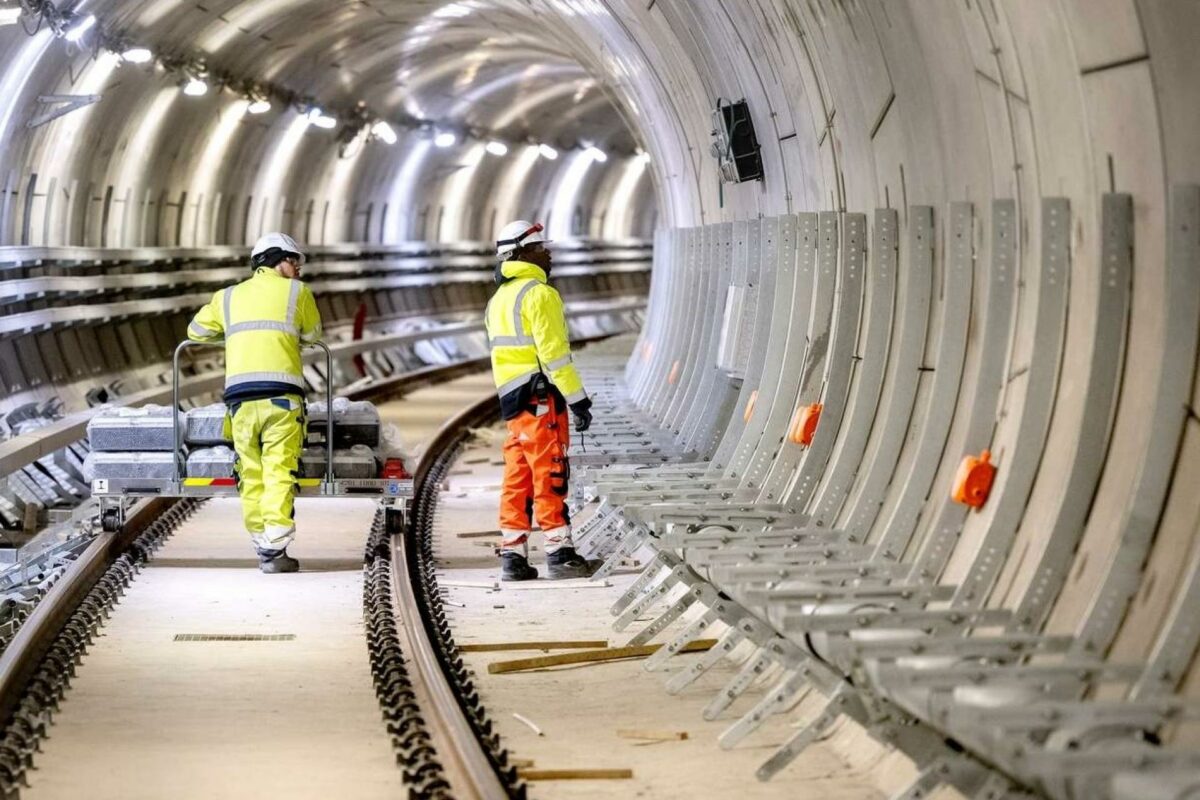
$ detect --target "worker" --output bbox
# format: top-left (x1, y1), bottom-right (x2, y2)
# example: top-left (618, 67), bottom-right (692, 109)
top-left (187, 233), bottom-right (322, 574)
top-left (486, 220), bottom-right (594, 581)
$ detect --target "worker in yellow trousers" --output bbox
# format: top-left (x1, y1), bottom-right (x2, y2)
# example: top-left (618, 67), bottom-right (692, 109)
top-left (187, 233), bottom-right (322, 573)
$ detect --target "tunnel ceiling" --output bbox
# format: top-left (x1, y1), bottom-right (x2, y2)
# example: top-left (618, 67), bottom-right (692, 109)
top-left (97, 0), bottom-right (637, 151)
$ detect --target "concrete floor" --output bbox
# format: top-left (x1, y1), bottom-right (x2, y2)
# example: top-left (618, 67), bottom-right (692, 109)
top-left (436, 434), bottom-right (887, 800)
top-left (21, 369), bottom-right (902, 799)
top-left (24, 373), bottom-right (496, 800)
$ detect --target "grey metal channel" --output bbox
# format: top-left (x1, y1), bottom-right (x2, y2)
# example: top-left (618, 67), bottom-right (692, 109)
top-left (740, 212), bottom-right (831, 491)
top-left (630, 228), bottom-right (678, 409)
top-left (953, 197), bottom-right (1071, 605)
top-left (657, 226), bottom-right (700, 422)
top-left (625, 228), bottom-right (668, 397)
top-left (631, 227), bottom-right (674, 411)
top-left (1077, 184), bottom-right (1200, 655)
top-left (807, 208), bottom-right (899, 527)
top-left (839, 207), bottom-right (935, 544)
top-left (660, 224), bottom-right (712, 433)
top-left (675, 223), bottom-right (730, 450)
top-left (679, 224), bottom-right (737, 454)
top-left (711, 217), bottom-right (774, 470)
top-left (910, 198), bottom-right (1019, 583)
top-left (726, 214), bottom-right (805, 479)
top-left (669, 223), bottom-right (730, 442)
top-left (868, 201), bottom-right (973, 562)
top-left (1012, 194), bottom-right (1133, 633)
top-left (780, 212), bottom-right (868, 510)
top-left (757, 211), bottom-right (849, 501)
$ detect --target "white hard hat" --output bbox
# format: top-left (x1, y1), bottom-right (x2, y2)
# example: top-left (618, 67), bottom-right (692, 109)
top-left (495, 220), bottom-right (550, 258)
top-left (251, 232), bottom-right (306, 265)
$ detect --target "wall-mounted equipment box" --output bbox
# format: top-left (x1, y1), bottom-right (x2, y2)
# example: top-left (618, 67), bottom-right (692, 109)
top-left (711, 99), bottom-right (763, 183)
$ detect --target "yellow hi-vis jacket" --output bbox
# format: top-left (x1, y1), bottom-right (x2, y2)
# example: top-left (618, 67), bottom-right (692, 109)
top-left (187, 268), bottom-right (323, 404)
top-left (485, 260), bottom-right (587, 413)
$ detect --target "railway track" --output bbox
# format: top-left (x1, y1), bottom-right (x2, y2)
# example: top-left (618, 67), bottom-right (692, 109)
top-left (0, 369), bottom-right (516, 799)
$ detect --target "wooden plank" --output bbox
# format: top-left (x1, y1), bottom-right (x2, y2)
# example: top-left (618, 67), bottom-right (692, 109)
top-left (456, 530), bottom-right (500, 538)
top-left (488, 639), bottom-right (717, 674)
top-left (440, 579), bottom-right (498, 589)
top-left (616, 728), bottom-right (688, 741)
top-left (459, 640), bottom-right (608, 652)
top-left (518, 768), bottom-right (633, 781)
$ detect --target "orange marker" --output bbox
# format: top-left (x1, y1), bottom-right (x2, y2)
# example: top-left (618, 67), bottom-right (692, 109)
top-left (953, 449), bottom-right (996, 509)
top-left (743, 390), bottom-right (759, 422)
top-left (789, 403), bottom-right (823, 446)
top-left (668, 360), bottom-right (681, 384)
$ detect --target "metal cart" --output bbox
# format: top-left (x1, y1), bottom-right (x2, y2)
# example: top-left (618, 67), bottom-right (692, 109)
top-left (91, 340), bottom-right (412, 535)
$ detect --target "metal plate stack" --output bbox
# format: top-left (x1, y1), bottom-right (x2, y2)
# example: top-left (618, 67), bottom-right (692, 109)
top-left (306, 398), bottom-right (381, 448)
top-left (86, 405), bottom-right (180, 480)
top-left (299, 445), bottom-right (379, 480)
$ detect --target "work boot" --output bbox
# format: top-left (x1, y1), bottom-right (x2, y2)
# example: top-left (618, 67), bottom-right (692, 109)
top-left (257, 548), bottom-right (300, 574)
top-left (501, 552), bottom-right (538, 582)
top-left (545, 547), bottom-right (595, 580)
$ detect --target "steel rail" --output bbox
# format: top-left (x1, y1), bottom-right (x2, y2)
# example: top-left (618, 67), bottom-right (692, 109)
top-left (0, 253), bottom-right (650, 307)
top-left (0, 296), bottom-right (644, 476)
top-left (0, 497), bottom-right (172, 726)
top-left (0, 238), bottom-right (650, 271)
top-left (0, 358), bottom-right (511, 794)
top-left (400, 392), bottom-right (507, 799)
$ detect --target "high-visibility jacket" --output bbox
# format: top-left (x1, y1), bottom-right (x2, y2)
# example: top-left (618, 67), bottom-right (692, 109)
top-left (187, 268), bottom-right (323, 404)
top-left (485, 260), bottom-right (586, 418)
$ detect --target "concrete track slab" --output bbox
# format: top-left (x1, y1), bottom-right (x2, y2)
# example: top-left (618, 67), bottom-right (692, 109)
top-left (435, 436), bottom-right (886, 799)
top-left (23, 372), bottom-right (498, 800)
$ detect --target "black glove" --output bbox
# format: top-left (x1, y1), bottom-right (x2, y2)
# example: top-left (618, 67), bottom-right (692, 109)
top-left (570, 398), bottom-right (593, 433)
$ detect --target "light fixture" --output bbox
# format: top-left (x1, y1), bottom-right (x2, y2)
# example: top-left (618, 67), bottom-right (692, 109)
top-left (371, 120), bottom-right (398, 145)
top-left (120, 47), bottom-right (153, 64)
top-left (182, 78), bottom-right (209, 97)
top-left (306, 108), bottom-right (336, 129)
top-left (434, 131), bottom-right (457, 148)
top-left (636, 150), bottom-right (652, 164)
top-left (247, 99), bottom-right (272, 114)
top-left (537, 143), bottom-right (558, 161)
top-left (63, 14), bottom-right (96, 42)
top-left (485, 140), bottom-right (508, 156)
top-left (584, 145), bottom-right (608, 163)
top-left (432, 3), bottom-right (471, 18)
top-left (0, 6), bottom-right (22, 26)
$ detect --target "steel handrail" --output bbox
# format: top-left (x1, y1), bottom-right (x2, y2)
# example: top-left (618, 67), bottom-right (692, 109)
top-left (171, 340), bottom-right (336, 486)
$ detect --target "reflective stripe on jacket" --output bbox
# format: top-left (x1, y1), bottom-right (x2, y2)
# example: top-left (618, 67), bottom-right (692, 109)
top-left (187, 268), bottom-right (323, 403)
top-left (485, 260), bottom-right (587, 407)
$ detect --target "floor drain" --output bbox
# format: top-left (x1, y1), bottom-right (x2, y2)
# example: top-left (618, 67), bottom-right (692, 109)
top-left (173, 634), bottom-right (296, 642)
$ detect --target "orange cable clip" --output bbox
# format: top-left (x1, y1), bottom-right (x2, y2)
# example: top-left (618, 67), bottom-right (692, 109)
top-left (743, 390), bottom-right (759, 422)
top-left (952, 449), bottom-right (996, 509)
top-left (788, 403), bottom-right (823, 446)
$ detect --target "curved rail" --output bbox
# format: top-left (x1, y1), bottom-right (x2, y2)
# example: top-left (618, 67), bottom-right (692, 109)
top-left (0, 356), bottom-right (516, 796)
top-left (392, 393), bottom-right (508, 798)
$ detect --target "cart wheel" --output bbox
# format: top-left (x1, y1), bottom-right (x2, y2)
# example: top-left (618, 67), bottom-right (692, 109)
top-left (385, 507), bottom-right (406, 535)
top-left (101, 507), bottom-right (122, 533)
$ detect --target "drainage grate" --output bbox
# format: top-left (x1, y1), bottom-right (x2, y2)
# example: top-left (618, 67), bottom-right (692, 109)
top-left (173, 634), bottom-right (296, 642)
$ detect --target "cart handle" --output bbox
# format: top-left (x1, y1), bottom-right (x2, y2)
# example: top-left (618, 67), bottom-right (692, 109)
top-left (172, 340), bottom-right (335, 487)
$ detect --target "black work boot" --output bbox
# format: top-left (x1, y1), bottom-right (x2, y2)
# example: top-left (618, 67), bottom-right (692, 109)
top-left (546, 547), bottom-right (595, 580)
top-left (257, 548), bottom-right (300, 574)
top-left (501, 552), bottom-right (539, 582)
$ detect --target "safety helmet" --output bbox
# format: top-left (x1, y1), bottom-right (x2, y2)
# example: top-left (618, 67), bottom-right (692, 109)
top-left (495, 220), bottom-right (550, 259)
top-left (251, 232), bottom-right (306, 266)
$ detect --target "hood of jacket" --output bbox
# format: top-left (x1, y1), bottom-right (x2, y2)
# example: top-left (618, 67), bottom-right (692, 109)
top-left (495, 259), bottom-right (548, 285)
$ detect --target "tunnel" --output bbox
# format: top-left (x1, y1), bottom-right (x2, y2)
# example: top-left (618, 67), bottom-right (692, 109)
top-left (0, 1), bottom-right (1198, 799)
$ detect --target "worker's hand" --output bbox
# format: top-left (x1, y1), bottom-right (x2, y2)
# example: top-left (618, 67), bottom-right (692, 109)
top-left (570, 398), bottom-right (593, 433)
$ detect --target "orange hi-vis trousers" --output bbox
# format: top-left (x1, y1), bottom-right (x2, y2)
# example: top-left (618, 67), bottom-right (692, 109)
top-left (499, 404), bottom-right (572, 556)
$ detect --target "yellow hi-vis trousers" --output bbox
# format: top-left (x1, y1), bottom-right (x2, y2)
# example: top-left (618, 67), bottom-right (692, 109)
top-left (231, 395), bottom-right (305, 552)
